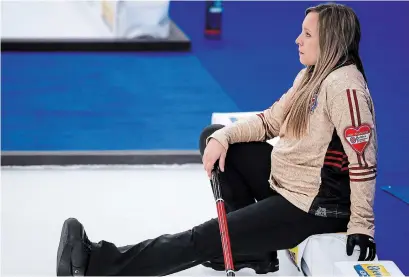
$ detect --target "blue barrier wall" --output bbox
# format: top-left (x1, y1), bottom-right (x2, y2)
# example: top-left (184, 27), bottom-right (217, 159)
top-left (1, 52), bottom-right (239, 151)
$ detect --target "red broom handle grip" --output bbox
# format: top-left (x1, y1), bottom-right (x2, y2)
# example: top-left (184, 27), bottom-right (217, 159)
top-left (211, 166), bottom-right (235, 276)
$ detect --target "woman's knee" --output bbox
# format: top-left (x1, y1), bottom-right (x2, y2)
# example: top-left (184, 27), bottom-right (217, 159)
top-left (199, 124), bottom-right (225, 156)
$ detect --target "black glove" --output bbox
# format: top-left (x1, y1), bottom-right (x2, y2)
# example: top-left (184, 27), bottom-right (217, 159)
top-left (346, 234), bottom-right (376, 261)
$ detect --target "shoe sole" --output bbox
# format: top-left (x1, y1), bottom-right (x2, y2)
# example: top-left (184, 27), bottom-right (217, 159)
top-left (56, 218), bottom-right (82, 276)
top-left (203, 261), bottom-right (279, 274)
top-left (255, 263), bottom-right (279, 274)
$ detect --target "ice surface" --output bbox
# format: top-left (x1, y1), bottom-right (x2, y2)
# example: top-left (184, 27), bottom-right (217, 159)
top-left (1, 165), bottom-right (301, 276)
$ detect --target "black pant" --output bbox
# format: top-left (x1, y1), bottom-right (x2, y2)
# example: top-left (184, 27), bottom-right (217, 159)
top-left (86, 124), bottom-right (349, 276)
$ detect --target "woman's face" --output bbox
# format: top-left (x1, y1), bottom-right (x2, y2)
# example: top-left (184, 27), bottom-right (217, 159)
top-left (295, 12), bottom-right (320, 66)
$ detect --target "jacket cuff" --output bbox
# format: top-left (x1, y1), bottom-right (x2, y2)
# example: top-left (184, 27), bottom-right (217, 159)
top-left (206, 130), bottom-right (230, 152)
top-left (347, 226), bottom-right (375, 239)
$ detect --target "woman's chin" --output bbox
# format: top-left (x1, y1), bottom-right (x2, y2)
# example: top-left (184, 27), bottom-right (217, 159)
top-left (299, 56), bottom-right (314, 66)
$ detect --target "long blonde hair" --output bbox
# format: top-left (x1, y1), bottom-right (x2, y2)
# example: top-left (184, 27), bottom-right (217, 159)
top-left (283, 3), bottom-right (367, 139)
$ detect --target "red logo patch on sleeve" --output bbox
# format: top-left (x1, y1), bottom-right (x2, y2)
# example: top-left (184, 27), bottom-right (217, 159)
top-left (344, 124), bottom-right (372, 155)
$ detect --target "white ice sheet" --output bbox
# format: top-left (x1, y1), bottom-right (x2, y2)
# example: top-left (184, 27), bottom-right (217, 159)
top-left (1, 165), bottom-right (301, 276)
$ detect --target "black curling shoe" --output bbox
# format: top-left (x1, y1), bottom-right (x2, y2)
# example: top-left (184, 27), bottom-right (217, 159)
top-left (56, 218), bottom-right (94, 276)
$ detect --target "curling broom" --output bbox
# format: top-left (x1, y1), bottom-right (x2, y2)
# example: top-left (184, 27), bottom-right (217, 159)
top-left (210, 165), bottom-right (235, 276)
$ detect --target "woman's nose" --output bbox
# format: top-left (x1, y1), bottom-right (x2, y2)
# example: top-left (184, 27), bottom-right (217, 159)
top-left (295, 34), bottom-right (302, 46)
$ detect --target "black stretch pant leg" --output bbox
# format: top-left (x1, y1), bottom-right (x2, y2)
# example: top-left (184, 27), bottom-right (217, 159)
top-left (199, 124), bottom-right (276, 211)
top-left (86, 194), bottom-right (348, 276)
top-left (199, 124), bottom-right (278, 262)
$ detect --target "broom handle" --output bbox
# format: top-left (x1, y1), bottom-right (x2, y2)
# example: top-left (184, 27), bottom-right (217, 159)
top-left (211, 166), bottom-right (235, 276)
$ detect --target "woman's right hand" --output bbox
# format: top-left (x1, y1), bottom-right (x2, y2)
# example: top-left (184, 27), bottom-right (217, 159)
top-left (202, 138), bottom-right (227, 178)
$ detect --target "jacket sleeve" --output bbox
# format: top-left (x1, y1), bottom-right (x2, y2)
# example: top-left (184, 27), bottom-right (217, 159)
top-left (207, 69), bottom-right (305, 151)
top-left (328, 87), bottom-right (378, 238)
top-left (207, 92), bottom-right (291, 150)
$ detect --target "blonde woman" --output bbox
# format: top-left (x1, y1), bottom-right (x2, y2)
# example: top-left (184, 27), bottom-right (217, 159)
top-left (56, 3), bottom-right (378, 276)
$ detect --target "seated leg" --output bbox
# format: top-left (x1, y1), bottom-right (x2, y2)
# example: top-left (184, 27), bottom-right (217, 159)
top-left (198, 124), bottom-right (279, 273)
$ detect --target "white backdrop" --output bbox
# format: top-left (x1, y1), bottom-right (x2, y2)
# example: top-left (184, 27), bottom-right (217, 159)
top-left (1, 0), bottom-right (170, 39)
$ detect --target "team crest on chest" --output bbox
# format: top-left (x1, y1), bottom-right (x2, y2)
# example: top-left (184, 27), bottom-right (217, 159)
top-left (344, 124), bottom-right (372, 155)
top-left (310, 94), bottom-right (318, 113)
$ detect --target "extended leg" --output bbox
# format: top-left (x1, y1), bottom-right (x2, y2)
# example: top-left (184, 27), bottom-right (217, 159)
top-left (57, 193), bottom-right (348, 276)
